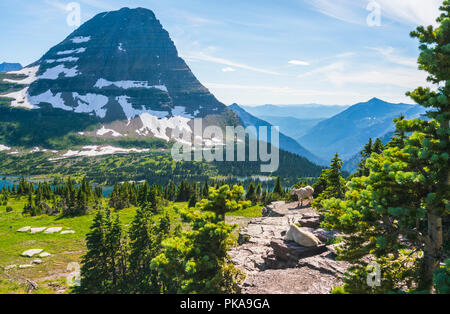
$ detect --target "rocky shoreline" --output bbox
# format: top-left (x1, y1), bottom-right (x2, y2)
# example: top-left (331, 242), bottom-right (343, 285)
top-left (229, 201), bottom-right (349, 294)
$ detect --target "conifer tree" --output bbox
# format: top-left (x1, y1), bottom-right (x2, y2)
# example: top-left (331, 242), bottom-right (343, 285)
top-left (323, 3), bottom-right (450, 293)
top-left (79, 209), bottom-right (108, 293)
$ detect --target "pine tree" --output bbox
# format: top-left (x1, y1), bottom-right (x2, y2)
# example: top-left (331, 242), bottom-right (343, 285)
top-left (273, 176), bottom-right (283, 196)
top-left (246, 181), bottom-right (257, 204)
top-left (79, 209), bottom-right (108, 293)
top-left (322, 3), bottom-right (450, 293)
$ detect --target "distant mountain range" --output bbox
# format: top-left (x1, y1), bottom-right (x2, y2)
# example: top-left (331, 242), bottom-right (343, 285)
top-left (241, 104), bottom-right (348, 119)
top-left (298, 98), bottom-right (427, 162)
top-left (258, 116), bottom-right (325, 141)
top-left (229, 103), bottom-right (326, 166)
top-left (0, 62), bottom-right (22, 72)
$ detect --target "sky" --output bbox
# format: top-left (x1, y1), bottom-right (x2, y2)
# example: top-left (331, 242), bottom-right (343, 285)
top-left (0, 0), bottom-right (443, 106)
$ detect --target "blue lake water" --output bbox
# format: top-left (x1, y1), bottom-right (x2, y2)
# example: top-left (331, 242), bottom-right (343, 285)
top-left (0, 179), bottom-right (113, 197)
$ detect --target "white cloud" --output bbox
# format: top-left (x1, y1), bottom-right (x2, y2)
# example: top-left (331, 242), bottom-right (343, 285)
top-left (222, 67), bottom-right (236, 72)
top-left (186, 52), bottom-right (282, 75)
top-left (326, 67), bottom-right (427, 88)
top-left (298, 62), bottom-right (345, 78)
top-left (368, 47), bottom-right (417, 67)
top-left (289, 60), bottom-right (310, 66)
top-left (306, 0), bottom-right (443, 26)
top-left (205, 82), bottom-right (414, 105)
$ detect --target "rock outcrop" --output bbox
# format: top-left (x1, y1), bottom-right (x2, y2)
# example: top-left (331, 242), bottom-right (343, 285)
top-left (229, 201), bottom-right (349, 294)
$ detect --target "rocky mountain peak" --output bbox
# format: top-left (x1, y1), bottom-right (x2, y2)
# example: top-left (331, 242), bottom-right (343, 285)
top-left (1, 7), bottom-right (239, 144)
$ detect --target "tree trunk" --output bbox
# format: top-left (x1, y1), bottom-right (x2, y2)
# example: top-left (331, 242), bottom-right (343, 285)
top-left (420, 210), bottom-right (443, 292)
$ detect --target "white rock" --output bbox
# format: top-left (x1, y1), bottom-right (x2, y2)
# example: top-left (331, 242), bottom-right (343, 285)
top-left (32, 259), bottom-right (42, 264)
top-left (19, 264), bottom-right (33, 269)
top-left (39, 252), bottom-right (51, 257)
top-left (60, 230), bottom-right (75, 234)
top-left (44, 227), bottom-right (63, 234)
top-left (30, 227), bottom-right (47, 234)
top-left (21, 249), bottom-right (44, 257)
top-left (5, 265), bottom-right (16, 270)
top-left (17, 226), bottom-right (31, 232)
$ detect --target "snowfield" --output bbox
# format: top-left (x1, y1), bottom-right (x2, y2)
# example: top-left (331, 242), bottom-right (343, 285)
top-left (137, 113), bottom-right (192, 142)
top-left (29, 90), bottom-right (72, 111)
top-left (45, 57), bottom-right (79, 64)
top-left (50, 145), bottom-right (150, 160)
top-left (116, 96), bottom-right (169, 120)
top-left (96, 126), bottom-right (123, 137)
top-left (95, 78), bottom-right (168, 92)
top-left (1, 88), bottom-right (37, 109)
top-left (57, 47), bottom-right (86, 55)
top-left (3, 66), bottom-right (40, 85)
top-left (38, 64), bottom-right (80, 79)
top-left (72, 93), bottom-right (109, 118)
top-left (0, 144), bottom-right (11, 151)
top-left (71, 36), bottom-right (91, 43)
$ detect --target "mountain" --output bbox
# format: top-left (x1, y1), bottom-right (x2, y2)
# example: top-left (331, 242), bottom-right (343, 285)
top-left (298, 98), bottom-right (427, 162)
top-left (0, 7), bottom-right (239, 147)
top-left (258, 116), bottom-right (324, 141)
top-left (242, 104), bottom-right (348, 119)
top-left (0, 63), bottom-right (22, 72)
top-left (229, 103), bottom-right (326, 166)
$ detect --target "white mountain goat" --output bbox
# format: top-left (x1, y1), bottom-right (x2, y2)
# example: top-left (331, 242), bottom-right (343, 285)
top-left (290, 186), bottom-right (314, 207)
top-left (285, 217), bottom-right (321, 247)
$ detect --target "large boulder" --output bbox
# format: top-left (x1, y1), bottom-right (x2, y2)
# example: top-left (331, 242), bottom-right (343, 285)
top-left (21, 249), bottom-right (43, 257)
top-left (270, 239), bottom-right (327, 262)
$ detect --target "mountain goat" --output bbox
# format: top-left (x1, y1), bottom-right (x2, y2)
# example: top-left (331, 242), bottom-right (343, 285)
top-left (285, 219), bottom-right (321, 247)
top-left (290, 186), bottom-right (314, 207)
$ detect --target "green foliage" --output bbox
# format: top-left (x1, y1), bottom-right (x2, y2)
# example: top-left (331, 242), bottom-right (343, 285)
top-left (78, 208), bottom-right (127, 293)
top-left (151, 185), bottom-right (245, 293)
top-left (313, 153), bottom-right (346, 210)
top-left (433, 259), bottom-right (450, 294)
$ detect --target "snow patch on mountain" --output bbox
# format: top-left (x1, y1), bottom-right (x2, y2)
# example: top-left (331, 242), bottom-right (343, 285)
top-left (3, 66), bottom-right (40, 85)
top-left (96, 126), bottom-right (123, 137)
top-left (1, 88), bottom-right (37, 109)
top-left (52, 145), bottom-right (150, 160)
top-left (45, 57), bottom-right (79, 64)
top-left (38, 64), bottom-right (80, 80)
top-left (118, 43), bottom-right (126, 52)
top-left (29, 90), bottom-right (72, 111)
top-left (57, 48), bottom-right (86, 55)
top-left (71, 36), bottom-right (91, 43)
top-left (0, 144), bottom-right (11, 151)
top-left (116, 96), bottom-right (169, 120)
top-left (72, 93), bottom-right (108, 118)
top-left (95, 78), bottom-right (167, 91)
top-left (138, 113), bottom-right (192, 141)
top-left (172, 106), bottom-right (196, 119)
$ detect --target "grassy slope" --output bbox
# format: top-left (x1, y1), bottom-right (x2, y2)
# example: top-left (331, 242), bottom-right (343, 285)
top-left (0, 197), bottom-right (262, 294)
top-left (0, 198), bottom-right (186, 294)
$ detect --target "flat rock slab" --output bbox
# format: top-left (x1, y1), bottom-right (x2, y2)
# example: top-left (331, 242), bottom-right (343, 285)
top-left (19, 264), bottom-right (33, 269)
top-left (270, 239), bottom-right (328, 261)
top-left (30, 227), bottom-right (47, 234)
top-left (262, 201), bottom-right (317, 217)
top-left (60, 230), bottom-right (75, 234)
top-left (32, 259), bottom-right (43, 264)
top-left (21, 249), bottom-right (44, 257)
top-left (229, 244), bottom-right (272, 273)
top-left (39, 252), bottom-right (51, 257)
top-left (242, 267), bottom-right (343, 294)
top-left (44, 227), bottom-right (63, 234)
top-left (17, 226), bottom-right (31, 232)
